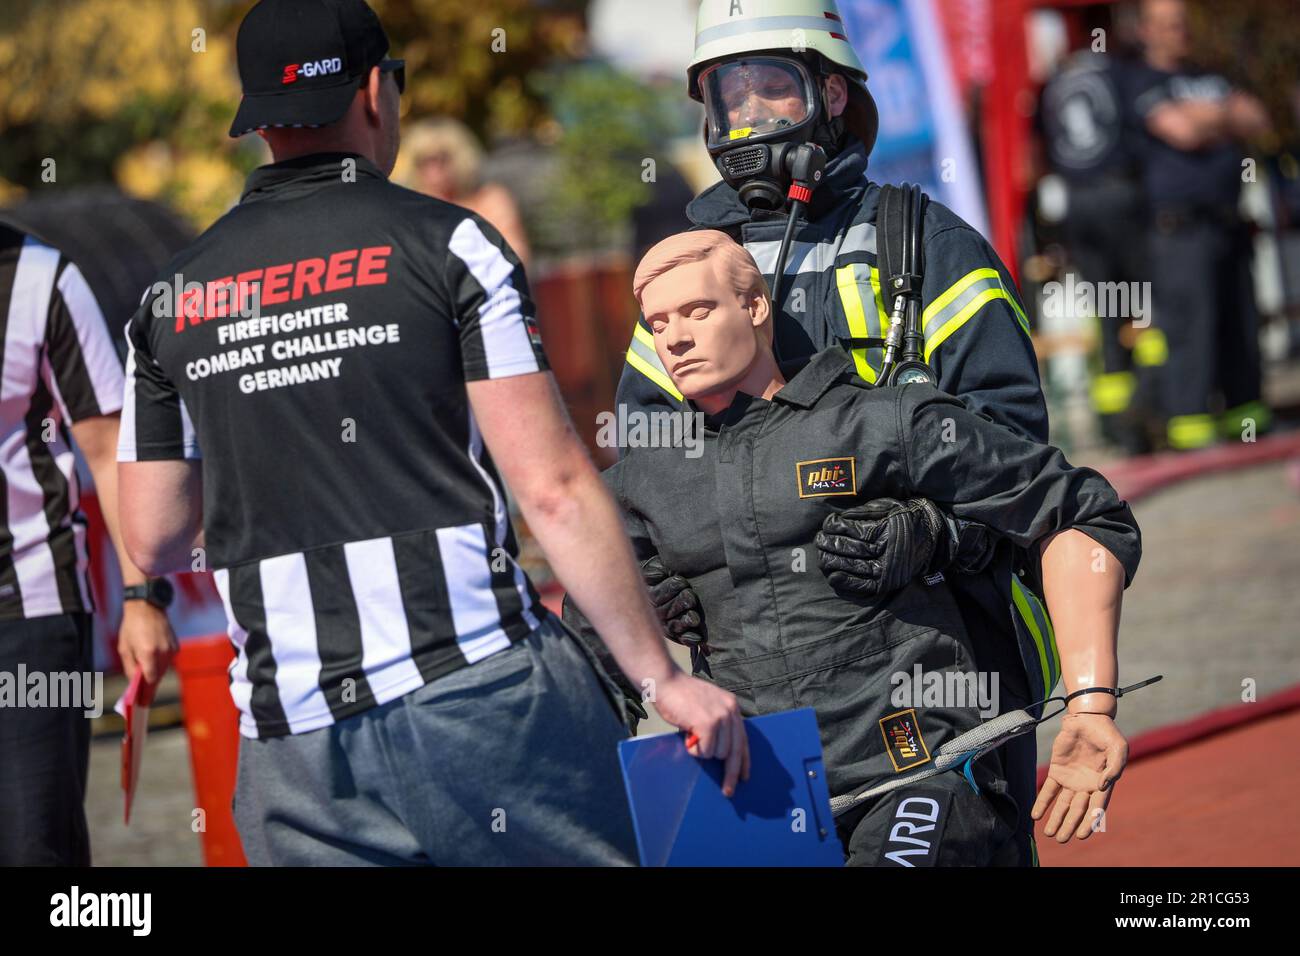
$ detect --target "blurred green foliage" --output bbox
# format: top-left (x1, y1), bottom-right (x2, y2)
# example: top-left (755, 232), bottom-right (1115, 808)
top-left (531, 61), bottom-right (678, 255)
top-left (374, 0), bottom-right (588, 143)
top-left (0, 0), bottom-right (594, 226)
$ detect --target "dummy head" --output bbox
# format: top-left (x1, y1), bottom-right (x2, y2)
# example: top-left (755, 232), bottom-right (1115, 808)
top-left (633, 230), bottom-right (774, 408)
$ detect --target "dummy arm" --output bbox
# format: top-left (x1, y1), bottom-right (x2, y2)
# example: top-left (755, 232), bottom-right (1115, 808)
top-left (1032, 528), bottom-right (1129, 843)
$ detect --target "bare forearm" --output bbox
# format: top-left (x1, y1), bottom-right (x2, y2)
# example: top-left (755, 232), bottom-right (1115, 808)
top-left (117, 460), bottom-right (204, 575)
top-left (1039, 529), bottom-right (1123, 716)
top-left (1150, 101), bottom-right (1229, 150)
top-left (85, 447), bottom-right (149, 587)
top-left (1227, 92), bottom-right (1271, 140)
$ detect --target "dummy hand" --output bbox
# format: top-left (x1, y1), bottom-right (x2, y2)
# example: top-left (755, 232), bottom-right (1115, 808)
top-left (1032, 713), bottom-right (1129, 842)
top-left (815, 497), bottom-right (955, 597)
top-left (641, 556), bottom-right (706, 650)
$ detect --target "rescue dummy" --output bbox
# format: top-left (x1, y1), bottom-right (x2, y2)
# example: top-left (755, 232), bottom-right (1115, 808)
top-left (565, 231), bottom-right (1143, 866)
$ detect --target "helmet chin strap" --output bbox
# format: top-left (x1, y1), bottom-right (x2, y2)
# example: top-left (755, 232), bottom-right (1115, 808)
top-left (810, 78), bottom-right (849, 160)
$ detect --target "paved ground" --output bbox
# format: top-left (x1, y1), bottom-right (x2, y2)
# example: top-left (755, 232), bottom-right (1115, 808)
top-left (1037, 706), bottom-right (1300, 866)
top-left (82, 454), bottom-right (1300, 866)
top-left (87, 724), bottom-right (202, 867)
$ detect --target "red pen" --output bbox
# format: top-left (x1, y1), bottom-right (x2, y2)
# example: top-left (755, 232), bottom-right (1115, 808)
top-left (685, 732), bottom-right (699, 750)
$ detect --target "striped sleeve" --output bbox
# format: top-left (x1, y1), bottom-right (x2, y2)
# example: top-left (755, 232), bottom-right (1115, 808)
top-left (445, 215), bottom-right (548, 381)
top-left (116, 294), bottom-right (201, 462)
top-left (43, 260), bottom-right (125, 421)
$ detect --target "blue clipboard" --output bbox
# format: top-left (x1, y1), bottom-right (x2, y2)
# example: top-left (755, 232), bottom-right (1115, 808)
top-left (618, 707), bottom-right (844, 866)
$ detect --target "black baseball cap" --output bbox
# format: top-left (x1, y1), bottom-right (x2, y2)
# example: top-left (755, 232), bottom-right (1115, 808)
top-left (229, 0), bottom-right (395, 138)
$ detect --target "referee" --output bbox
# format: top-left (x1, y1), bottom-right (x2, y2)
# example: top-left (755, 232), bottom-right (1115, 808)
top-left (0, 224), bottom-right (176, 865)
top-left (117, 0), bottom-right (746, 866)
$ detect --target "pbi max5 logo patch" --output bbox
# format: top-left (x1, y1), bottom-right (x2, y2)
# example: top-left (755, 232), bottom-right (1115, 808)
top-left (796, 456), bottom-right (856, 499)
top-left (282, 58), bottom-right (344, 85)
top-left (879, 708), bottom-right (931, 772)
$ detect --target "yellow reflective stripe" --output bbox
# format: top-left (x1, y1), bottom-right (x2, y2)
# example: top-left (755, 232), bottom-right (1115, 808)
top-left (1011, 576), bottom-right (1054, 699)
top-left (920, 268), bottom-right (1030, 363)
top-left (1167, 413), bottom-right (1216, 450)
top-left (627, 325), bottom-right (683, 401)
top-left (1034, 587), bottom-right (1061, 691)
top-left (1090, 371), bottom-right (1136, 414)
top-left (1001, 274), bottom-right (1031, 337)
top-left (924, 287), bottom-right (1008, 364)
top-left (1219, 400), bottom-right (1271, 436)
top-left (1133, 328), bottom-right (1168, 367)
top-left (835, 264), bottom-right (878, 384)
top-left (922, 268), bottom-right (999, 331)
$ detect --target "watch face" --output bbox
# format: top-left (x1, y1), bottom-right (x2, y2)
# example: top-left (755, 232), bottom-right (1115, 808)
top-left (151, 578), bottom-right (175, 606)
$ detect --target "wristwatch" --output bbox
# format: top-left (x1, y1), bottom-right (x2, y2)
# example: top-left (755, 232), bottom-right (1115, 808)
top-left (123, 578), bottom-right (174, 611)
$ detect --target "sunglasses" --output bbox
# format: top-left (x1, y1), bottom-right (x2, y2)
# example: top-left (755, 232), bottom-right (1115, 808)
top-left (364, 58), bottom-right (405, 95)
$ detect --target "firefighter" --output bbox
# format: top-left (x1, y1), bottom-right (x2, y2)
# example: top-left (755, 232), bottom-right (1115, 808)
top-left (600, 0), bottom-right (1055, 866)
top-left (1128, 0), bottom-right (1273, 449)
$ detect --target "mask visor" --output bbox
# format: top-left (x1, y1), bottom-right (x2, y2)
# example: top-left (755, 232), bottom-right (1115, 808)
top-left (700, 56), bottom-right (818, 153)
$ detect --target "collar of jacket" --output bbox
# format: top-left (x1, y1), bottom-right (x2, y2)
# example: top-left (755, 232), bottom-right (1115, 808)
top-left (771, 347), bottom-right (855, 409)
top-left (694, 347), bottom-right (854, 429)
top-left (685, 140), bottom-right (872, 231)
top-left (695, 389), bottom-right (767, 433)
top-left (240, 152), bottom-right (386, 204)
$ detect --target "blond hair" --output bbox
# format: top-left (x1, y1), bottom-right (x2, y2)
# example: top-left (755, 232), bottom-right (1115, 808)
top-left (633, 230), bottom-right (769, 305)
top-left (403, 118), bottom-right (483, 197)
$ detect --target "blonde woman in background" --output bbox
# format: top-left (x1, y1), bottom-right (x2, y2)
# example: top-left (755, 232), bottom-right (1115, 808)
top-left (403, 118), bottom-right (531, 269)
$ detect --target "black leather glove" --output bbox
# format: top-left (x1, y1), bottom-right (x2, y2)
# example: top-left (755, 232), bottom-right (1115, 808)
top-left (641, 556), bottom-right (706, 650)
top-left (815, 497), bottom-right (957, 597)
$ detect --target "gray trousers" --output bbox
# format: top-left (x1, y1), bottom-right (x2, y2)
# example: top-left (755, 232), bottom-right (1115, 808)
top-left (233, 615), bottom-right (638, 865)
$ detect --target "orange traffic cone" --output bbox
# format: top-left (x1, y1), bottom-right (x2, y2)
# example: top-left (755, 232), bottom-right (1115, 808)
top-left (175, 636), bottom-right (247, 866)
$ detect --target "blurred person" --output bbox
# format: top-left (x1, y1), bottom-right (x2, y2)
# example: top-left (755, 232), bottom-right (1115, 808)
top-left (0, 223), bottom-right (176, 866)
top-left (1038, 35), bottom-right (1153, 454)
top-left (596, 0), bottom-right (1055, 868)
top-left (0, 190), bottom-right (195, 356)
top-left (405, 118), bottom-right (531, 269)
top-left (1130, 0), bottom-right (1273, 450)
top-left (116, 0), bottom-right (746, 866)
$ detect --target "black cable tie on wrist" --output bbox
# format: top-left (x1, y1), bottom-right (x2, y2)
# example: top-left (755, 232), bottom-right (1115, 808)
top-left (1031, 675), bottom-right (1163, 723)
top-left (1065, 675), bottom-right (1164, 705)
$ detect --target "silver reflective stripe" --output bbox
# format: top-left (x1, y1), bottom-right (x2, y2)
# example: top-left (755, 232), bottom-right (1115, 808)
top-left (629, 330), bottom-right (672, 379)
top-left (922, 273), bottom-right (1003, 335)
top-left (745, 221), bottom-right (877, 278)
top-left (697, 15), bottom-right (846, 46)
top-left (847, 261), bottom-right (887, 340)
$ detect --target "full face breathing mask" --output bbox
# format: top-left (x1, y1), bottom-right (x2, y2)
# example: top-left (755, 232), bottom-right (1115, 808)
top-left (698, 55), bottom-right (843, 212)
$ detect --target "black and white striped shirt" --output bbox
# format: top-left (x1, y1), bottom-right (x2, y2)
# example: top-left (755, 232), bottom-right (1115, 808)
top-left (0, 226), bottom-right (125, 620)
top-left (118, 153), bottom-right (551, 738)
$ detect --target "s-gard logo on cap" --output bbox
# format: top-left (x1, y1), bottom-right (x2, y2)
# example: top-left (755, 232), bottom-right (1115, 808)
top-left (282, 57), bottom-right (344, 84)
